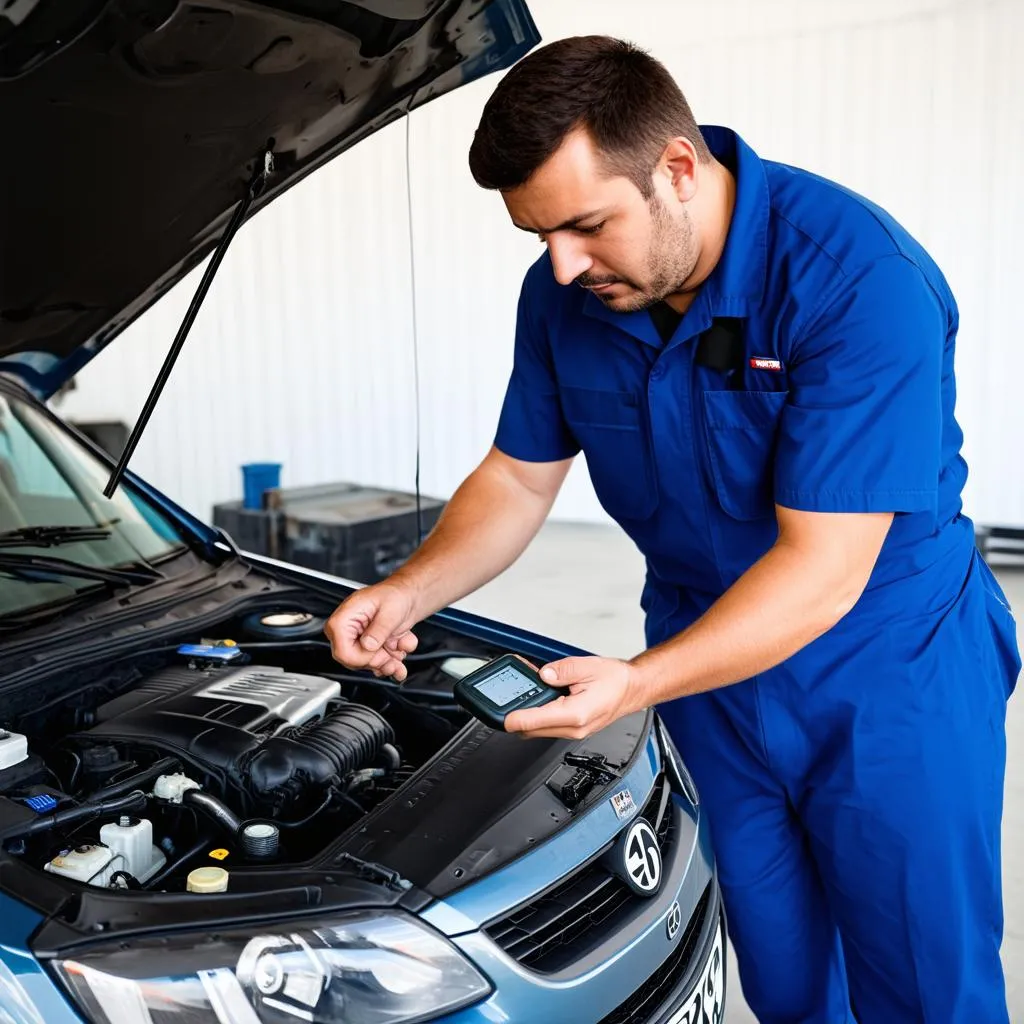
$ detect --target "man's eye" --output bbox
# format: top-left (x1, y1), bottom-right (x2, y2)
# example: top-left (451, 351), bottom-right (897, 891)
top-left (578, 222), bottom-right (605, 235)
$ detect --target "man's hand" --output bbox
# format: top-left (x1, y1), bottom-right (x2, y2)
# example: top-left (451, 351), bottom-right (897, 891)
top-left (504, 656), bottom-right (645, 739)
top-left (324, 581), bottom-right (420, 681)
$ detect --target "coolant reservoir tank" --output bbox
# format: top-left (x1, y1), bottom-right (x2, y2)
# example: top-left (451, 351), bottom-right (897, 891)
top-left (0, 730), bottom-right (28, 770)
top-left (45, 845), bottom-right (114, 885)
top-left (99, 816), bottom-right (166, 884)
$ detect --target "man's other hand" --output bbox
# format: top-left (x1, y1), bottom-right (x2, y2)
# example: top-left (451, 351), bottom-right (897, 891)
top-left (324, 581), bottom-right (419, 681)
top-left (504, 656), bottom-right (645, 739)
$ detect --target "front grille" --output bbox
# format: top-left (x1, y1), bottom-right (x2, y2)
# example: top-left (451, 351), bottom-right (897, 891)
top-left (598, 883), bottom-right (713, 1024)
top-left (484, 775), bottom-right (675, 972)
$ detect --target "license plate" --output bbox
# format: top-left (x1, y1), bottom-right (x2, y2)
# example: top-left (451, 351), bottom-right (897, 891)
top-left (665, 918), bottom-right (725, 1024)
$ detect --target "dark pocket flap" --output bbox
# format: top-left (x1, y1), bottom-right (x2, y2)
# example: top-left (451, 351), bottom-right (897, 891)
top-left (704, 389), bottom-right (789, 431)
top-left (560, 386), bottom-right (656, 520)
top-left (562, 386), bottom-right (640, 429)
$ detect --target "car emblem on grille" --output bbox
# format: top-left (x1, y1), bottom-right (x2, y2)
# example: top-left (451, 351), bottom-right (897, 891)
top-left (666, 900), bottom-right (682, 940)
top-left (619, 818), bottom-right (661, 895)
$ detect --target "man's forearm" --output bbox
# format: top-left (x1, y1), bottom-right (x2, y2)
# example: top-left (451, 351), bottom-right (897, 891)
top-left (627, 527), bottom-right (880, 707)
top-left (390, 452), bottom-right (565, 619)
top-left (501, 509), bottom-right (892, 741)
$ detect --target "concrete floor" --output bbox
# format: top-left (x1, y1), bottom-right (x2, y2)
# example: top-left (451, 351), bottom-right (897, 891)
top-left (453, 521), bottom-right (1024, 1023)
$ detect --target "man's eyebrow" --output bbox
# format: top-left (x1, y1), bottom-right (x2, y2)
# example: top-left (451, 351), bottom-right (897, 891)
top-left (512, 209), bottom-right (611, 235)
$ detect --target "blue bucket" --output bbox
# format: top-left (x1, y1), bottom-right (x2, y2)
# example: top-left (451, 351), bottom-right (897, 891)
top-left (241, 463), bottom-right (282, 510)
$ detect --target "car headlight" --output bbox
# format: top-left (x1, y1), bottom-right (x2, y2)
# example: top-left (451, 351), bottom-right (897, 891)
top-left (51, 911), bottom-right (491, 1024)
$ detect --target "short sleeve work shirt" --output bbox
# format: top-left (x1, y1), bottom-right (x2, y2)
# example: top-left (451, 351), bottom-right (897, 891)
top-left (494, 126), bottom-right (970, 642)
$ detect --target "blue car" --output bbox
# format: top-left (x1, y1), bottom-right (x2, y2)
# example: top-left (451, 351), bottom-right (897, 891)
top-left (0, 2), bottom-right (724, 1022)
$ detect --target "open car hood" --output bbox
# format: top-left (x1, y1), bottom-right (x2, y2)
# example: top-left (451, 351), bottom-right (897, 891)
top-left (0, 0), bottom-right (538, 396)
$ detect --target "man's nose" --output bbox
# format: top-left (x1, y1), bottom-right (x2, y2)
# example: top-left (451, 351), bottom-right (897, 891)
top-left (546, 234), bottom-right (592, 286)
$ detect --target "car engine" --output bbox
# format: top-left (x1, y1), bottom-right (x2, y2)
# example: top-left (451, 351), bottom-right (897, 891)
top-left (0, 625), bottom-right (484, 893)
top-left (80, 663), bottom-right (397, 816)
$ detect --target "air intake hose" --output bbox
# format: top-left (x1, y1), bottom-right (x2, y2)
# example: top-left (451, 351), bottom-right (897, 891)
top-left (243, 703), bottom-right (395, 800)
top-left (183, 789), bottom-right (243, 837)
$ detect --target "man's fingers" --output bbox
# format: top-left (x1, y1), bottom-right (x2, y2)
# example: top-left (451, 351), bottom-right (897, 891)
top-left (396, 631), bottom-right (419, 654)
top-left (325, 601), bottom-right (377, 666)
top-left (373, 664), bottom-right (408, 682)
top-left (360, 603), bottom-right (409, 653)
top-left (368, 648), bottom-right (408, 681)
top-left (369, 647), bottom-right (405, 668)
top-left (384, 632), bottom-right (418, 662)
top-left (538, 656), bottom-right (592, 687)
top-left (511, 726), bottom-right (591, 740)
top-left (506, 657), bottom-right (631, 740)
top-left (504, 696), bottom-right (582, 735)
top-left (512, 654), bottom-right (541, 671)
top-left (324, 585), bottom-right (418, 680)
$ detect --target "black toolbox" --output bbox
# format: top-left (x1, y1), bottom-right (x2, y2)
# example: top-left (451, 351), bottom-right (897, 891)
top-left (212, 482), bottom-right (445, 584)
top-left (975, 525), bottom-right (1024, 569)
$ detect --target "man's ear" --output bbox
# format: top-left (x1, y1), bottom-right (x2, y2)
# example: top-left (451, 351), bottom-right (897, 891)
top-left (659, 137), bottom-right (700, 203)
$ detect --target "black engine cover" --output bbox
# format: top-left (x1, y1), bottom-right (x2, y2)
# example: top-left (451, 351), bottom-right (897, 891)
top-left (78, 664), bottom-right (342, 782)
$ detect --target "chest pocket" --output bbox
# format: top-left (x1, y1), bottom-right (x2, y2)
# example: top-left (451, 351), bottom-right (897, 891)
top-left (561, 386), bottom-right (658, 521)
top-left (702, 389), bottom-right (788, 521)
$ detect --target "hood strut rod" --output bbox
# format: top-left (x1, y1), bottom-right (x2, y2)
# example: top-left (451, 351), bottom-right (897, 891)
top-left (103, 148), bottom-right (275, 498)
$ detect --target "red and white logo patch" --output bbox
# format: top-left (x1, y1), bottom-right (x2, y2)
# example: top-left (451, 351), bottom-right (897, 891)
top-left (749, 356), bottom-right (783, 372)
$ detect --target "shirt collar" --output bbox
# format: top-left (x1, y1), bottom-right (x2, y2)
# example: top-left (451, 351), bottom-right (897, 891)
top-left (699, 125), bottom-right (769, 316)
top-left (582, 125), bottom-right (770, 342)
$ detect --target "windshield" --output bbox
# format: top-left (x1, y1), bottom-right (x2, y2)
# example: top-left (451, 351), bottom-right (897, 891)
top-left (0, 390), bottom-right (187, 618)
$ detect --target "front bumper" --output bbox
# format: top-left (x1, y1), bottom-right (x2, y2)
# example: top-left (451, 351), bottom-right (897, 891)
top-left (604, 885), bottom-right (726, 1024)
top-left (428, 714), bottom-right (722, 1024)
top-left (0, 715), bottom-right (722, 1024)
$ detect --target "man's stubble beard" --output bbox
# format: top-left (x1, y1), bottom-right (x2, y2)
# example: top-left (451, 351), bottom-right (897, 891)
top-left (602, 198), bottom-right (699, 313)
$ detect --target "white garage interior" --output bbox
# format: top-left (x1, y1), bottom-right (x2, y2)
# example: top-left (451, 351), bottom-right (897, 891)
top-left (55, 0), bottom-right (1024, 534)
top-left (40, 1), bottom-right (1024, 1020)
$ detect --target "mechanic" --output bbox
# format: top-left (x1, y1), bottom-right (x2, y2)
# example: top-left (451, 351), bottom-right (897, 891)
top-left (325, 35), bottom-right (1020, 1023)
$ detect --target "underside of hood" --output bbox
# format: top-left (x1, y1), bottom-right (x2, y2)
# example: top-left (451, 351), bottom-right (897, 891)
top-left (0, 0), bottom-right (537, 394)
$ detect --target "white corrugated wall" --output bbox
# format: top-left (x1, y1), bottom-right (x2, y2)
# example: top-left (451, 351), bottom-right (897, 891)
top-left (54, 0), bottom-right (1024, 530)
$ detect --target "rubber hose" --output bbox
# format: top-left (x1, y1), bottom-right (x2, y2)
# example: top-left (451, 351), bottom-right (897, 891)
top-left (183, 789), bottom-right (243, 836)
top-left (244, 704), bottom-right (395, 798)
top-left (144, 835), bottom-right (210, 890)
top-left (4, 790), bottom-right (147, 840)
top-left (90, 757), bottom-right (178, 802)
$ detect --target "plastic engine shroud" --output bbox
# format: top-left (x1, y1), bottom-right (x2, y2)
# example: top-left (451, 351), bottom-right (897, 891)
top-left (73, 665), bottom-right (392, 805)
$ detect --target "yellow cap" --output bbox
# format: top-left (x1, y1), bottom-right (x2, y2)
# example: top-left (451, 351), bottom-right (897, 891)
top-left (208, 848), bottom-right (230, 861)
top-left (186, 866), bottom-right (228, 893)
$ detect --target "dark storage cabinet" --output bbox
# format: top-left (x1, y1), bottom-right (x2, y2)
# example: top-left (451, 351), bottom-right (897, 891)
top-left (975, 525), bottom-right (1024, 569)
top-left (213, 482), bottom-right (445, 584)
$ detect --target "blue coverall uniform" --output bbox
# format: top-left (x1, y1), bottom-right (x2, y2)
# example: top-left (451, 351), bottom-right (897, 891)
top-left (493, 126), bottom-right (1021, 1022)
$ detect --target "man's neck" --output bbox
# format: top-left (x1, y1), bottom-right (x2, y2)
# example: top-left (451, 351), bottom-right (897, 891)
top-left (662, 158), bottom-right (737, 315)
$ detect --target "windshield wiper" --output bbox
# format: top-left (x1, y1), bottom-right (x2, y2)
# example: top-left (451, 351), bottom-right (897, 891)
top-left (0, 523), bottom-right (116, 549)
top-left (0, 553), bottom-right (160, 586)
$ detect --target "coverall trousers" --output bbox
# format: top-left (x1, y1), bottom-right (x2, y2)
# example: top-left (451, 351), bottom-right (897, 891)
top-left (657, 551), bottom-right (1019, 1023)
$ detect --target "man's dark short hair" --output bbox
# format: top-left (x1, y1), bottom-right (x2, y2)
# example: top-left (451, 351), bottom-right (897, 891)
top-left (468, 35), bottom-right (711, 199)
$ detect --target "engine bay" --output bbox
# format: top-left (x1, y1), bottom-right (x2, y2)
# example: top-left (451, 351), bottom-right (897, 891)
top-left (0, 601), bottom-right (497, 895)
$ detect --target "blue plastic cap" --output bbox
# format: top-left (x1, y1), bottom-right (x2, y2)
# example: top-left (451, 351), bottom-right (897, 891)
top-left (241, 463), bottom-right (282, 510)
top-left (21, 794), bottom-right (58, 814)
top-left (177, 643), bottom-right (243, 662)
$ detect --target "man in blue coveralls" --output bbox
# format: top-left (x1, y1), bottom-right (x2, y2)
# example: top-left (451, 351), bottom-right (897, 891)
top-left (326, 36), bottom-right (1021, 1021)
